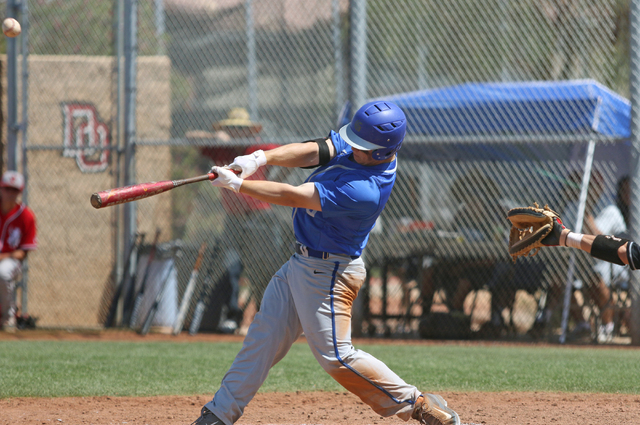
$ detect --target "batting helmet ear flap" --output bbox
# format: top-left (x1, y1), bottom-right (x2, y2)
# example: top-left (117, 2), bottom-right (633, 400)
top-left (371, 138), bottom-right (403, 160)
top-left (339, 101), bottom-right (406, 159)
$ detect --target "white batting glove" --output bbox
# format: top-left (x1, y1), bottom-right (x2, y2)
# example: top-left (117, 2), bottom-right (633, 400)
top-left (230, 149), bottom-right (267, 179)
top-left (210, 166), bottom-right (243, 192)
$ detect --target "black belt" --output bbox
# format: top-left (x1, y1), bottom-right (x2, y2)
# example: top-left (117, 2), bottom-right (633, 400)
top-left (295, 242), bottom-right (358, 260)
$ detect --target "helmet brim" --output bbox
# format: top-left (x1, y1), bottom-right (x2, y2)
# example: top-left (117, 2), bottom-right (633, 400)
top-left (339, 124), bottom-right (384, 151)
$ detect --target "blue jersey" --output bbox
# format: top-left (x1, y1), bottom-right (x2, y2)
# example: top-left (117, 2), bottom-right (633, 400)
top-left (293, 130), bottom-right (397, 257)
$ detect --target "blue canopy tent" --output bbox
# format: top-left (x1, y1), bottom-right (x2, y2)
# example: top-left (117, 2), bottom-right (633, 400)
top-left (386, 79), bottom-right (630, 138)
top-left (368, 79), bottom-right (633, 343)
top-left (368, 79), bottom-right (632, 164)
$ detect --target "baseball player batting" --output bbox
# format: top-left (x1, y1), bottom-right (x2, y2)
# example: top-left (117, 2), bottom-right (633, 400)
top-left (190, 101), bottom-right (460, 425)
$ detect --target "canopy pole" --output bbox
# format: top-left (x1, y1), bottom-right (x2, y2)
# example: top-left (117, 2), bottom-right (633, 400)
top-left (559, 139), bottom-right (595, 344)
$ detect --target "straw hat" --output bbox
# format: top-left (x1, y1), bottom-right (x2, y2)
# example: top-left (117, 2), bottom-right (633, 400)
top-left (212, 107), bottom-right (262, 134)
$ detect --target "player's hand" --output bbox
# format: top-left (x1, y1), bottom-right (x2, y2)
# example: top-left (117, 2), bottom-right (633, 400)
top-left (210, 166), bottom-right (243, 192)
top-left (230, 149), bottom-right (266, 179)
top-left (541, 217), bottom-right (568, 246)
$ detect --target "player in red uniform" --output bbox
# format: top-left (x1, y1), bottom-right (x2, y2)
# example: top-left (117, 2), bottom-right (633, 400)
top-left (0, 171), bottom-right (37, 331)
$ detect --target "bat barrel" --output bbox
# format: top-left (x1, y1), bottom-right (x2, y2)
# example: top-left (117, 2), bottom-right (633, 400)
top-left (90, 174), bottom-right (220, 209)
top-left (90, 180), bottom-right (178, 209)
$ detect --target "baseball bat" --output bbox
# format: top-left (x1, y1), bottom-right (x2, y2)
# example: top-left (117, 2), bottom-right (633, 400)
top-left (172, 242), bottom-right (207, 335)
top-left (121, 236), bottom-right (145, 327)
top-left (129, 228), bottom-right (161, 329)
top-left (188, 270), bottom-right (215, 336)
top-left (121, 234), bottom-right (147, 327)
top-left (140, 260), bottom-right (177, 336)
top-left (90, 170), bottom-right (240, 209)
top-left (104, 232), bottom-right (145, 328)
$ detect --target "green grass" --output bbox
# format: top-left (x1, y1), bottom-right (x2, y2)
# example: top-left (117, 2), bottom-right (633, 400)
top-left (1, 340), bottom-right (639, 398)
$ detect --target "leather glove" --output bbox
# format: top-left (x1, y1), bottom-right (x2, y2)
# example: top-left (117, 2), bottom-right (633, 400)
top-left (506, 202), bottom-right (563, 261)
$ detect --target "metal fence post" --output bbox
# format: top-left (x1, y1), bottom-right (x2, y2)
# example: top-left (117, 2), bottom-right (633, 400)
top-left (246, 0), bottom-right (257, 120)
top-left (19, 0), bottom-right (30, 315)
top-left (349, 0), bottom-right (367, 110)
top-left (5, 0), bottom-right (20, 171)
top-left (333, 0), bottom-right (345, 123)
top-left (348, 0), bottom-right (367, 336)
top-left (123, 0), bottom-right (139, 264)
top-left (112, 0), bottom-right (126, 311)
top-left (155, 0), bottom-right (165, 55)
top-left (628, 0), bottom-right (640, 346)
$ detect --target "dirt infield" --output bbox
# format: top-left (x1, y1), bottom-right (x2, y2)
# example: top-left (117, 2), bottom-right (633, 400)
top-left (3, 390), bottom-right (639, 425)
top-left (1, 331), bottom-right (639, 425)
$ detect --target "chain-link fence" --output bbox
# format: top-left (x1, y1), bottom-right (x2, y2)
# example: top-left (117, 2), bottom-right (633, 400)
top-left (3, 0), bottom-right (636, 344)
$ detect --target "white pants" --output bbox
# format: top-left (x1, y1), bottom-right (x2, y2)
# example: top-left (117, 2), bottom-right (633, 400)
top-left (0, 258), bottom-right (22, 326)
top-left (206, 253), bottom-right (420, 424)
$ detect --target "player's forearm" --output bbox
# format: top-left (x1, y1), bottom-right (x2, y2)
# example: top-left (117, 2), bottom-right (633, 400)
top-left (560, 228), bottom-right (629, 265)
top-left (264, 142), bottom-right (320, 168)
top-left (239, 180), bottom-right (321, 210)
top-left (0, 250), bottom-right (26, 261)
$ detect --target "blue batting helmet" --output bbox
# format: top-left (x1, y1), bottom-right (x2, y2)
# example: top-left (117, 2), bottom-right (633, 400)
top-left (339, 101), bottom-right (406, 160)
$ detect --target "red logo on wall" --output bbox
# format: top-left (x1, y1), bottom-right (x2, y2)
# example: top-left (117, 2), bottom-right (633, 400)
top-left (61, 102), bottom-right (110, 173)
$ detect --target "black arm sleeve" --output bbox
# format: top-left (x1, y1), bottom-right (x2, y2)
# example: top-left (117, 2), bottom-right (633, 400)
top-left (591, 235), bottom-right (629, 266)
top-left (300, 138), bottom-right (331, 169)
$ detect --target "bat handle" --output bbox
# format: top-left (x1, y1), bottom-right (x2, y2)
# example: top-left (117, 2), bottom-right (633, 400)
top-left (189, 303), bottom-right (205, 335)
top-left (141, 310), bottom-right (154, 335)
top-left (129, 297), bottom-right (143, 329)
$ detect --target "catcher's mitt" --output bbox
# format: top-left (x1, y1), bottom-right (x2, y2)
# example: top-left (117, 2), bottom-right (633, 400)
top-left (507, 202), bottom-right (562, 261)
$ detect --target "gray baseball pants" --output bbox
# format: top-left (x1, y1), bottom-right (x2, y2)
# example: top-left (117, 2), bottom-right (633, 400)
top-left (205, 252), bottom-right (420, 424)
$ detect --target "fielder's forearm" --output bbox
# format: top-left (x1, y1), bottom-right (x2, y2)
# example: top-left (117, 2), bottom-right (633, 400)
top-left (560, 228), bottom-right (628, 265)
top-left (239, 180), bottom-right (321, 211)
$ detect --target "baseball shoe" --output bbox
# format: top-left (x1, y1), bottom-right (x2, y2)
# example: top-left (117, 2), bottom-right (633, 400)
top-left (217, 319), bottom-right (238, 334)
top-left (412, 394), bottom-right (460, 425)
top-left (191, 407), bottom-right (223, 425)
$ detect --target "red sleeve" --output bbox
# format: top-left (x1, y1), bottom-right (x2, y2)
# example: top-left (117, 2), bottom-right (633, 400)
top-left (20, 207), bottom-right (37, 250)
